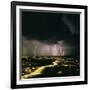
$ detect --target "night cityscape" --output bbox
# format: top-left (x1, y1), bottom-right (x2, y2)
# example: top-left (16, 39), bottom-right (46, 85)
top-left (21, 11), bottom-right (80, 79)
top-left (21, 56), bottom-right (80, 79)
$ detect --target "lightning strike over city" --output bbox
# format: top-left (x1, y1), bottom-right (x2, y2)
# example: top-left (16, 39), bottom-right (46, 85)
top-left (21, 11), bottom-right (80, 79)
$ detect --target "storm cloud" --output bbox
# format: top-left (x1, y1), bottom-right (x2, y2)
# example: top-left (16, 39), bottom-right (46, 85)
top-left (21, 11), bottom-right (80, 56)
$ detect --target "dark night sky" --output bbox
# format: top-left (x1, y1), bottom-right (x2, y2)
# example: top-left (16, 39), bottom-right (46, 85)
top-left (21, 10), bottom-right (80, 56)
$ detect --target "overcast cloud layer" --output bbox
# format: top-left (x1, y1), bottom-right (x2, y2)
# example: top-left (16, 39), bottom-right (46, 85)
top-left (21, 11), bottom-right (80, 56)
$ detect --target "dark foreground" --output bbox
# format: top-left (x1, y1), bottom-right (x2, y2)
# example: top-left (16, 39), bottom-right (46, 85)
top-left (21, 56), bottom-right (80, 79)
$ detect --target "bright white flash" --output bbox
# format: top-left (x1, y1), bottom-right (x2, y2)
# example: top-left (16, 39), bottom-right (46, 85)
top-left (22, 39), bottom-right (65, 56)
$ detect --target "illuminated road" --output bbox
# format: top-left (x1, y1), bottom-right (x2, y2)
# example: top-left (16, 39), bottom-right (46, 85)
top-left (21, 60), bottom-right (59, 79)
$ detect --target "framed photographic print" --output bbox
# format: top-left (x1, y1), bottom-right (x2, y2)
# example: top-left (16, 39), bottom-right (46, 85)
top-left (11, 1), bottom-right (88, 89)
